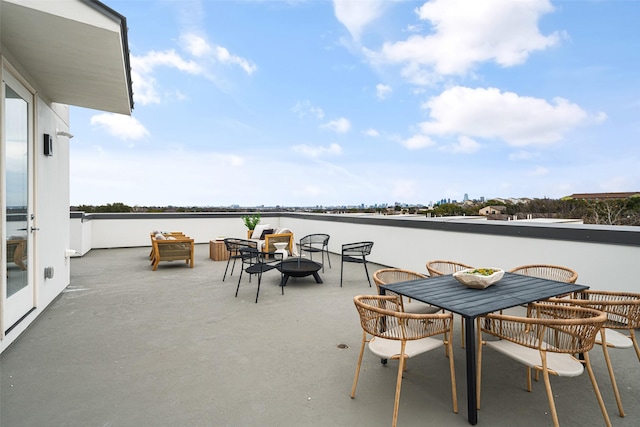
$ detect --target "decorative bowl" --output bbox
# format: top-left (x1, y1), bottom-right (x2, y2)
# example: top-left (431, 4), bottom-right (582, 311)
top-left (453, 268), bottom-right (504, 289)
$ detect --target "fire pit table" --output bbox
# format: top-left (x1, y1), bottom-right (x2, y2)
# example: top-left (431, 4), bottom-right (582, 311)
top-left (277, 257), bottom-right (323, 286)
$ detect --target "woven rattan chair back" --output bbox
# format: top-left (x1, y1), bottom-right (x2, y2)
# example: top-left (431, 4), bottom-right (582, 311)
top-left (373, 268), bottom-right (438, 314)
top-left (372, 268), bottom-right (427, 293)
top-left (426, 260), bottom-right (473, 276)
top-left (508, 264), bottom-right (578, 283)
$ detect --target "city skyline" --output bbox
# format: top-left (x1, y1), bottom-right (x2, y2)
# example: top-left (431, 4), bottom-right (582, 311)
top-left (69, 0), bottom-right (640, 207)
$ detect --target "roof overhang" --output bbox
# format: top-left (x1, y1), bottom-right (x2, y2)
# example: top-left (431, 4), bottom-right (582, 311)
top-left (1, 0), bottom-right (133, 115)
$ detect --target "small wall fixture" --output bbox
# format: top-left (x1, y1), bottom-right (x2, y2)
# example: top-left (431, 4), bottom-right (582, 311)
top-left (43, 133), bottom-right (53, 156)
top-left (65, 249), bottom-right (80, 258)
top-left (56, 130), bottom-right (74, 139)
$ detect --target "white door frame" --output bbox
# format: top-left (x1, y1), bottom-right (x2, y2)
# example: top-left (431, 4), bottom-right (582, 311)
top-left (2, 68), bottom-right (36, 332)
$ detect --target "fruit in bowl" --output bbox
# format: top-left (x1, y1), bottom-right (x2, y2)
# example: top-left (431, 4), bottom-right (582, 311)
top-left (453, 268), bottom-right (504, 289)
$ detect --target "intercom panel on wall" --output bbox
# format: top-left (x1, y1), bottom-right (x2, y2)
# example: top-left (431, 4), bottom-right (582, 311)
top-left (44, 133), bottom-right (53, 156)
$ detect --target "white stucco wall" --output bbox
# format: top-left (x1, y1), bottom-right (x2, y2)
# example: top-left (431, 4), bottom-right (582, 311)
top-left (71, 213), bottom-right (640, 295)
top-left (34, 98), bottom-right (72, 307)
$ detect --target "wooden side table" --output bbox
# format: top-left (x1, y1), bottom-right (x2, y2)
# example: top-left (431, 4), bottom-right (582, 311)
top-left (210, 240), bottom-right (229, 261)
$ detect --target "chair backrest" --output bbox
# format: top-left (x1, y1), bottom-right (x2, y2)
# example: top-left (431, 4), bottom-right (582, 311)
top-left (342, 241), bottom-right (374, 256)
top-left (353, 295), bottom-right (451, 341)
top-left (482, 302), bottom-right (607, 354)
top-left (508, 264), bottom-right (578, 284)
top-left (426, 260), bottom-right (473, 276)
top-left (225, 238), bottom-right (256, 252)
top-left (550, 290), bottom-right (640, 330)
top-left (373, 268), bottom-right (427, 293)
top-left (300, 234), bottom-right (330, 246)
top-left (238, 246), bottom-right (259, 263)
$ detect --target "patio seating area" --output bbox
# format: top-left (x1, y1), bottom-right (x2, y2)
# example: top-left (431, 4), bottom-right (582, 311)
top-left (1, 245), bottom-right (639, 426)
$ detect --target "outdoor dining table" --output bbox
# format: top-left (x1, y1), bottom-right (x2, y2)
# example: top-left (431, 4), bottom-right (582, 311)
top-left (380, 272), bottom-right (589, 425)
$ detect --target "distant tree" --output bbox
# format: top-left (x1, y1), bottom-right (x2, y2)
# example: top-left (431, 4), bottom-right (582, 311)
top-left (73, 203), bottom-right (132, 213)
top-left (585, 199), bottom-right (629, 225)
top-left (431, 203), bottom-right (475, 217)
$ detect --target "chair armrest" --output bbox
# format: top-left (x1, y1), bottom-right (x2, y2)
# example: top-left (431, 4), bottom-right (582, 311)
top-left (264, 232), bottom-right (294, 253)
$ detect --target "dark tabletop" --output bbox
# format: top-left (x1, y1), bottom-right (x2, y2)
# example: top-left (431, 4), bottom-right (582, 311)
top-left (381, 272), bottom-right (589, 318)
top-left (278, 257), bottom-right (322, 274)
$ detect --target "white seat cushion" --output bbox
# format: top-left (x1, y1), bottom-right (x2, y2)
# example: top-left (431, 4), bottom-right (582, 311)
top-left (596, 328), bottom-right (633, 349)
top-left (402, 300), bottom-right (441, 314)
top-left (369, 336), bottom-right (443, 359)
top-left (486, 339), bottom-right (584, 377)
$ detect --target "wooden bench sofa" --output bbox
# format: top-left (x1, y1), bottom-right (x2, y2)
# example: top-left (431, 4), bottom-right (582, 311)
top-left (150, 232), bottom-right (194, 271)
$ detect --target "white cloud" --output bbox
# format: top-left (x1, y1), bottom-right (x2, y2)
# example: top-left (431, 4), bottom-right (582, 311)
top-left (131, 33), bottom-right (256, 106)
top-left (321, 118), bottom-right (351, 134)
top-left (293, 143), bottom-right (343, 158)
top-left (215, 46), bottom-right (257, 75)
top-left (366, 0), bottom-right (560, 84)
top-left (376, 83), bottom-right (392, 100)
top-left (293, 101), bottom-right (325, 119)
top-left (130, 68), bottom-right (160, 106)
top-left (180, 33), bottom-right (212, 57)
top-left (363, 128), bottom-right (380, 137)
top-left (419, 86), bottom-right (590, 146)
top-left (529, 166), bottom-right (549, 176)
top-left (90, 114), bottom-right (150, 141)
top-left (401, 134), bottom-right (434, 150)
top-left (449, 136), bottom-right (480, 154)
top-left (133, 50), bottom-right (203, 75)
top-left (131, 50), bottom-right (203, 106)
top-left (333, 0), bottom-right (387, 41)
top-left (178, 32), bottom-right (256, 74)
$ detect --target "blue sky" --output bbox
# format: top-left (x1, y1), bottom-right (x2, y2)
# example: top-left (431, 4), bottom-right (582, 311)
top-left (69, 0), bottom-right (640, 207)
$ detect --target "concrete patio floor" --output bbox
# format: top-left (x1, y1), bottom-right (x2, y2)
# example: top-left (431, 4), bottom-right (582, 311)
top-left (2, 245), bottom-right (639, 426)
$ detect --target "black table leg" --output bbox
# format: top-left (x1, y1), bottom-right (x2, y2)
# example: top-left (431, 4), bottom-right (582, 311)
top-left (312, 272), bottom-right (323, 284)
top-left (465, 316), bottom-right (478, 425)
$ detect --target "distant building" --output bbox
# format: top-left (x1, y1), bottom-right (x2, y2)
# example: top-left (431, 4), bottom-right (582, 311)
top-left (568, 192), bottom-right (640, 200)
top-left (479, 206), bottom-right (507, 216)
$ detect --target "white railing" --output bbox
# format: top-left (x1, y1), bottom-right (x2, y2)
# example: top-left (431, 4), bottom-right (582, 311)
top-left (71, 212), bottom-right (640, 293)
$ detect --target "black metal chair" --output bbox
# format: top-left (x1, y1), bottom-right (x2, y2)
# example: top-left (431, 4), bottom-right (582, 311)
top-left (235, 247), bottom-right (284, 303)
top-left (340, 241), bottom-right (374, 287)
top-left (223, 238), bottom-right (256, 281)
top-left (299, 234), bottom-right (331, 272)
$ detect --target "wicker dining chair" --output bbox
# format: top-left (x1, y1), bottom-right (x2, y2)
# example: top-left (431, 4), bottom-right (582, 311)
top-left (508, 264), bottom-right (578, 284)
top-left (351, 295), bottom-right (457, 427)
top-left (426, 260), bottom-right (474, 347)
top-left (373, 268), bottom-right (440, 314)
top-left (548, 290), bottom-right (640, 417)
top-left (476, 302), bottom-right (610, 427)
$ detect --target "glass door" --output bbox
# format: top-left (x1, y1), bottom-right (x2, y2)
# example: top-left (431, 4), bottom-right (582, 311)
top-left (3, 73), bottom-right (34, 330)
